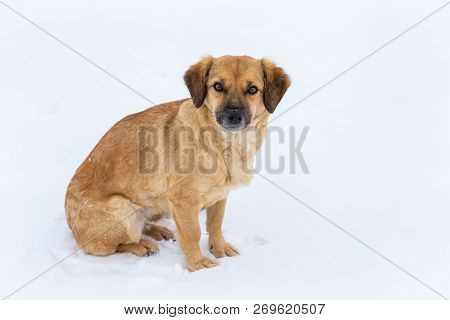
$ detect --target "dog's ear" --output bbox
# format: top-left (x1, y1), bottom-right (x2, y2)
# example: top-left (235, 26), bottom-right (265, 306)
top-left (184, 56), bottom-right (214, 108)
top-left (261, 59), bottom-right (291, 113)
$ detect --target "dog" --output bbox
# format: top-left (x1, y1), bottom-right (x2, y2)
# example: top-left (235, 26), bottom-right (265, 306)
top-left (65, 55), bottom-right (290, 271)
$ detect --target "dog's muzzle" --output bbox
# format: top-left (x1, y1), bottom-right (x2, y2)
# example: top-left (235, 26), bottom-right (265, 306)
top-left (216, 106), bottom-right (250, 131)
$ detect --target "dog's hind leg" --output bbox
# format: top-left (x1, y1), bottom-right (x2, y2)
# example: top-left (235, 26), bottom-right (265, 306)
top-left (143, 223), bottom-right (175, 241)
top-left (66, 193), bottom-right (158, 256)
top-left (117, 239), bottom-right (158, 256)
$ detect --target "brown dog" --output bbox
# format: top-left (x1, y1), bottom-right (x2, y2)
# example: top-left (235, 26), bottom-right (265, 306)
top-left (65, 55), bottom-right (290, 271)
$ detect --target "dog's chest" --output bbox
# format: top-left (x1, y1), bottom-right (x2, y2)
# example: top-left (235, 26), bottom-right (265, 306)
top-left (197, 156), bottom-right (253, 209)
top-left (222, 143), bottom-right (255, 186)
top-left (199, 128), bottom-right (261, 207)
top-left (202, 155), bottom-right (254, 208)
top-left (202, 177), bottom-right (250, 208)
top-left (224, 162), bottom-right (253, 186)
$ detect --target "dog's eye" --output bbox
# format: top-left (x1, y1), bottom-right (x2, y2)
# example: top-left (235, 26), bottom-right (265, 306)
top-left (247, 86), bottom-right (258, 95)
top-left (213, 83), bottom-right (223, 92)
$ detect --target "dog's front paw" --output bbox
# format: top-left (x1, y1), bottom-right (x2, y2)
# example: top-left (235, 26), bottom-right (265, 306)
top-left (209, 239), bottom-right (240, 258)
top-left (186, 256), bottom-right (219, 272)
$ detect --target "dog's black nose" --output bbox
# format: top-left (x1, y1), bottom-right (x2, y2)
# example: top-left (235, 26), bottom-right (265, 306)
top-left (227, 109), bottom-right (244, 125)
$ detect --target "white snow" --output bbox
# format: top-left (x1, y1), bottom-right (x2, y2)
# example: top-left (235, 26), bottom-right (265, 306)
top-left (0, 0), bottom-right (449, 299)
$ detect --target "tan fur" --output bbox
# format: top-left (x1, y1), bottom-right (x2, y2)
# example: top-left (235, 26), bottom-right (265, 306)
top-left (65, 55), bottom-right (290, 271)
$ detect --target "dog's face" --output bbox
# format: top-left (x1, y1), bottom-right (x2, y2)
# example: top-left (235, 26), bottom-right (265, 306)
top-left (184, 55), bottom-right (290, 131)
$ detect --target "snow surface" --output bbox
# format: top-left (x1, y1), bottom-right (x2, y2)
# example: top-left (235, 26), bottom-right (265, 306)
top-left (0, 0), bottom-right (449, 299)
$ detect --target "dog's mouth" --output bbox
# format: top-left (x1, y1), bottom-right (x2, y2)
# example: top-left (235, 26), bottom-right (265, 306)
top-left (215, 106), bottom-right (251, 132)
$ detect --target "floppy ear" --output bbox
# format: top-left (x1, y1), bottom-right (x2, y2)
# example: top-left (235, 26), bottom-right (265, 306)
top-left (261, 59), bottom-right (291, 113)
top-left (183, 56), bottom-right (214, 108)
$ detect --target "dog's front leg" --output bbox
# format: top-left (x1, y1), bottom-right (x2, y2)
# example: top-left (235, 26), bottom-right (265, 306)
top-left (171, 202), bottom-right (218, 271)
top-left (207, 198), bottom-right (240, 258)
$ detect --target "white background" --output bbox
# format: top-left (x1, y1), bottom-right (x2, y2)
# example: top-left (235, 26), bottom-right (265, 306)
top-left (0, 0), bottom-right (449, 299)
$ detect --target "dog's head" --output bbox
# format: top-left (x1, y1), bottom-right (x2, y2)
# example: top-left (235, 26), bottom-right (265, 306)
top-left (184, 55), bottom-right (290, 131)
